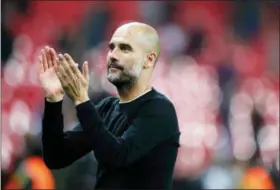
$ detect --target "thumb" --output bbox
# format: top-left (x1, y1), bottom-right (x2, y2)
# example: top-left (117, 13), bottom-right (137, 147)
top-left (82, 61), bottom-right (89, 82)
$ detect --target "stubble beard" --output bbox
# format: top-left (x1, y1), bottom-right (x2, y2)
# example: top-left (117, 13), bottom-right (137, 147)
top-left (107, 70), bottom-right (138, 94)
top-left (107, 59), bottom-right (143, 94)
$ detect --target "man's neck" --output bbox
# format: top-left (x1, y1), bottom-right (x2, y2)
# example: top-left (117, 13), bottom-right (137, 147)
top-left (118, 84), bottom-right (151, 103)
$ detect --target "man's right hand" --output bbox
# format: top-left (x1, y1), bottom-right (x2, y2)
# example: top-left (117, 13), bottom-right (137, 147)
top-left (38, 46), bottom-right (65, 102)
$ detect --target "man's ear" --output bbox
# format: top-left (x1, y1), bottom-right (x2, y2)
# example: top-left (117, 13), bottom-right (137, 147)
top-left (144, 52), bottom-right (156, 69)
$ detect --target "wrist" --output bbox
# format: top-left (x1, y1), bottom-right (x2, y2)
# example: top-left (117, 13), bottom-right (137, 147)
top-left (46, 96), bottom-right (64, 102)
top-left (74, 96), bottom-right (90, 106)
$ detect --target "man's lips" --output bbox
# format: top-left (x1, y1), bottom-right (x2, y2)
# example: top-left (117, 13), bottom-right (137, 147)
top-left (109, 66), bottom-right (122, 72)
top-left (108, 64), bottom-right (123, 71)
top-left (109, 67), bottom-right (120, 71)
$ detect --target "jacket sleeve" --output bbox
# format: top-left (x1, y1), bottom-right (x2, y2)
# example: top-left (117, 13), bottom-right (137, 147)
top-left (76, 99), bottom-right (180, 168)
top-left (41, 98), bottom-right (110, 169)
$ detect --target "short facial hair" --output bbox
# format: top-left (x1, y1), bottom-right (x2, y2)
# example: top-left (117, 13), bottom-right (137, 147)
top-left (108, 58), bottom-right (143, 94)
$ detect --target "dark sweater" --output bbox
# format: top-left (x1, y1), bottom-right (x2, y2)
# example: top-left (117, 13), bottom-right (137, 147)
top-left (42, 88), bottom-right (180, 189)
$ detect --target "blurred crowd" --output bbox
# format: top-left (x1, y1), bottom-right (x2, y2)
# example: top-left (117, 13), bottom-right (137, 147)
top-left (1, 1), bottom-right (279, 189)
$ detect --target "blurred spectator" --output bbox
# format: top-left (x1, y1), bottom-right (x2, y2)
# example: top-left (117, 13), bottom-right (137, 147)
top-left (139, 1), bottom-right (177, 27)
top-left (263, 17), bottom-right (279, 77)
top-left (202, 163), bottom-right (243, 189)
top-left (4, 134), bottom-right (55, 189)
top-left (232, 1), bottom-right (261, 42)
top-left (217, 62), bottom-right (236, 131)
top-left (159, 23), bottom-right (187, 58)
top-left (83, 5), bottom-right (111, 50)
top-left (216, 61), bottom-right (237, 161)
top-left (184, 28), bottom-right (206, 58)
top-left (250, 107), bottom-right (264, 162)
top-left (56, 5), bottom-right (111, 65)
top-left (268, 162), bottom-right (280, 190)
top-left (156, 2), bottom-right (188, 58)
top-left (1, 23), bottom-right (14, 66)
top-left (239, 166), bottom-right (275, 189)
top-left (56, 26), bottom-right (77, 56)
top-left (2, 0), bottom-right (31, 16)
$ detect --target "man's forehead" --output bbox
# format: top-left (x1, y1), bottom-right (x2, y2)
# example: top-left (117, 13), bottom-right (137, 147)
top-left (109, 37), bottom-right (131, 45)
top-left (112, 27), bottom-right (136, 39)
top-left (110, 28), bottom-right (139, 44)
top-left (109, 22), bottom-right (160, 55)
top-left (109, 24), bottom-right (153, 51)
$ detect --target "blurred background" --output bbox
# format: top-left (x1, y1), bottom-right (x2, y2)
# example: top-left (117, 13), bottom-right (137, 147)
top-left (1, 1), bottom-right (279, 189)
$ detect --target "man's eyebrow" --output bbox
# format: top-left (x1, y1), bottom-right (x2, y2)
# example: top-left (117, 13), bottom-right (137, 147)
top-left (119, 43), bottom-right (132, 48)
top-left (108, 42), bottom-right (133, 50)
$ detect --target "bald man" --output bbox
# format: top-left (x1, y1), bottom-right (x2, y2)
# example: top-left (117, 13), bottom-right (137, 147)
top-left (40, 22), bottom-right (180, 189)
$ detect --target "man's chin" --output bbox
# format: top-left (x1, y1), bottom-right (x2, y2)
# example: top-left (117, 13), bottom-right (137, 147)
top-left (107, 76), bottom-right (121, 86)
top-left (107, 77), bottom-right (130, 90)
top-left (107, 74), bottom-right (137, 92)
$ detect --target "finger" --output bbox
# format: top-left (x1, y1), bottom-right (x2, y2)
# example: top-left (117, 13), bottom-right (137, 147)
top-left (49, 48), bottom-right (57, 67)
top-left (38, 56), bottom-right (44, 73)
top-left (45, 46), bottom-right (53, 68)
top-left (82, 61), bottom-right (89, 81)
top-left (41, 49), bottom-right (48, 71)
top-left (58, 54), bottom-right (75, 78)
top-left (57, 55), bottom-right (75, 91)
top-left (54, 64), bottom-right (68, 88)
top-left (64, 53), bottom-right (83, 77)
top-left (51, 49), bottom-right (59, 68)
top-left (56, 56), bottom-right (68, 80)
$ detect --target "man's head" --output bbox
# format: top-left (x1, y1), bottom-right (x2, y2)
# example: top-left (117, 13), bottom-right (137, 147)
top-left (106, 22), bottom-right (160, 91)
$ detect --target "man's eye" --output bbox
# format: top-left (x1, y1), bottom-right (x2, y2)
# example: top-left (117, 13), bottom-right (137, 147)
top-left (109, 44), bottom-right (115, 51)
top-left (120, 45), bottom-right (131, 52)
top-left (121, 47), bottom-right (128, 51)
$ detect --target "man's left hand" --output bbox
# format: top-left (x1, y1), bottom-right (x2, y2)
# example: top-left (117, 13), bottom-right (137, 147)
top-left (55, 53), bottom-right (90, 105)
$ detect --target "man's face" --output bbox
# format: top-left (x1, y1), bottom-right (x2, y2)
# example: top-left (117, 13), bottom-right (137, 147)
top-left (106, 26), bottom-right (145, 88)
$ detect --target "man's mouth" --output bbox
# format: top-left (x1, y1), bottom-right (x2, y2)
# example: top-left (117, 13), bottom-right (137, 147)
top-left (109, 67), bottom-right (120, 71)
top-left (109, 64), bottom-right (123, 71)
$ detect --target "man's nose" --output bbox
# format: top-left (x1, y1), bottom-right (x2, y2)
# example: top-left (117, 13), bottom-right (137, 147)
top-left (110, 56), bottom-right (118, 63)
top-left (109, 50), bottom-right (119, 63)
